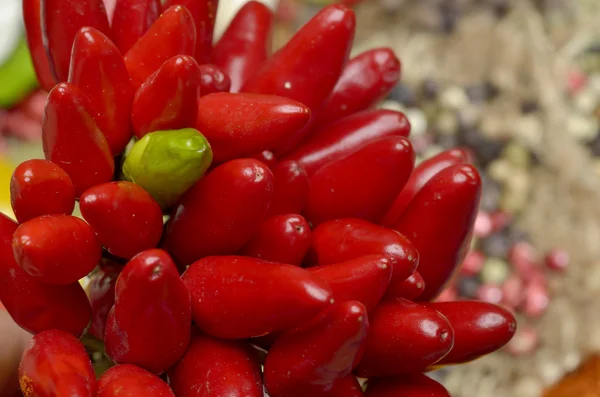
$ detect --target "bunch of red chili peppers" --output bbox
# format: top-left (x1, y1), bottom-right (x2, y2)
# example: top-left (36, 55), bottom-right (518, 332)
top-left (0, 0), bottom-right (517, 396)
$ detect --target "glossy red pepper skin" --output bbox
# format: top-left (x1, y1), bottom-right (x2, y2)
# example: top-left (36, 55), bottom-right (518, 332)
top-left (164, 0), bottom-right (219, 63)
top-left (196, 93), bottom-right (310, 163)
top-left (242, 5), bottom-right (356, 154)
top-left (381, 148), bottom-right (471, 227)
top-left (164, 159), bottom-right (274, 265)
top-left (23, 0), bottom-right (57, 90)
top-left (307, 218), bottom-right (418, 285)
top-left (181, 256), bottom-right (333, 339)
top-left (284, 109), bottom-right (411, 177)
top-left (0, 213), bottom-right (91, 336)
top-left (264, 301), bottom-right (368, 397)
top-left (68, 27), bottom-right (134, 155)
top-left (251, 150), bottom-right (277, 170)
top-left (97, 364), bottom-right (175, 397)
top-left (80, 182), bottom-right (163, 259)
top-left (19, 330), bottom-right (96, 397)
top-left (385, 270), bottom-right (425, 301)
top-left (10, 159), bottom-right (75, 223)
top-left (42, 83), bottom-right (115, 197)
top-left (211, 1), bottom-right (273, 92)
top-left (308, 255), bottom-right (392, 311)
top-left (111, 0), bottom-right (161, 54)
top-left (169, 333), bottom-right (263, 397)
top-left (240, 214), bottom-right (311, 266)
top-left (365, 374), bottom-right (451, 397)
top-left (267, 160), bottom-right (310, 217)
top-left (41, 0), bottom-right (110, 82)
top-left (86, 260), bottom-right (122, 340)
top-left (305, 136), bottom-right (414, 225)
top-left (12, 214), bottom-right (101, 285)
top-left (330, 376), bottom-right (364, 397)
top-left (124, 5), bottom-right (197, 89)
top-left (131, 55), bottom-right (201, 139)
top-left (315, 48), bottom-right (401, 127)
top-left (427, 301), bottom-right (517, 366)
top-left (355, 298), bottom-right (454, 377)
top-left (105, 249), bottom-right (191, 374)
top-left (198, 64), bottom-right (231, 96)
top-left (393, 164), bottom-right (481, 301)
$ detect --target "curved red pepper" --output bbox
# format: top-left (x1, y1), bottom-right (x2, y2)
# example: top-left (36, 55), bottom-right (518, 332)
top-left (41, 0), bottom-right (110, 82)
top-left (195, 93), bottom-right (310, 163)
top-left (124, 5), bottom-right (197, 89)
top-left (105, 249), bottom-right (191, 374)
top-left (393, 164), bottom-right (481, 301)
top-left (23, 0), bottom-right (57, 91)
top-left (164, 0), bottom-right (219, 63)
top-left (242, 4), bottom-right (356, 154)
top-left (251, 150), bottom-right (277, 170)
top-left (182, 256), bottom-right (333, 339)
top-left (131, 55), bottom-right (201, 139)
top-left (267, 160), bottom-right (310, 217)
top-left (264, 301), bottom-right (368, 397)
top-left (365, 374), bottom-right (451, 397)
top-left (308, 255), bottom-right (392, 311)
top-left (164, 159), bottom-right (274, 265)
top-left (381, 148), bottom-right (471, 227)
top-left (212, 1), bottom-right (273, 92)
top-left (98, 364), bottom-right (175, 397)
top-left (69, 27), bottom-right (134, 155)
top-left (169, 333), bottom-right (263, 397)
top-left (315, 48), bottom-right (401, 127)
top-left (384, 270), bottom-right (425, 301)
top-left (198, 64), bottom-right (231, 96)
top-left (42, 83), bottom-right (115, 197)
top-left (0, 213), bottom-right (91, 337)
top-left (111, 0), bottom-right (161, 54)
top-left (284, 109), bottom-right (411, 176)
top-left (305, 136), bottom-right (414, 225)
top-left (86, 260), bottom-right (122, 341)
top-left (240, 214), bottom-right (311, 266)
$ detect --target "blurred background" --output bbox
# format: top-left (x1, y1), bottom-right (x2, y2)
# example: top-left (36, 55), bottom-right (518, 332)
top-left (2, 0), bottom-right (600, 395)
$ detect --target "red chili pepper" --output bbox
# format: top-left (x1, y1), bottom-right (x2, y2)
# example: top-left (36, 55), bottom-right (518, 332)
top-left (111, 0), bottom-right (162, 54)
top-left (98, 364), bottom-right (175, 397)
top-left (304, 136), bottom-right (414, 225)
top-left (169, 333), bottom-right (263, 397)
top-left (68, 27), bottom-right (134, 155)
top-left (284, 109), bottom-right (411, 177)
top-left (19, 330), bottom-right (96, 397)
top-left (242, 4), bottom-right (356, 154)
top-left (131, 55), bottom-right (201, 139)
top-left (384, 270), bottom-right (425, 301)
top-left (10, 159), bottom-right (75, 223)
top-left (267, 160), bottom-right (310, 217)
top-left (355, 298), bottom-right (454, 376)
top-left (308, 255), bottom-right (392, 311)
top-left (42, 83), bottom-right (115, 197)
top-left (240, 214), bottom-right (311, 266)
top-left (80, 182), bottom-right (163, 259)
top-left (365, 373), bottom-right (451, 397)
top-left (212, 1), bottom-right (273, 92)
top-left (181, 256), bottom-right (333, 339)
top-left (12, 214), bottom-right (102, 285)
top-left (41, 0), bottom-right (110, 82)
top-left (164, 159), bottom-right (274, 265)
top-left (315, 48), bottom-right (401, 127)
top-left (105, 249), bottom-right (191, 374)
top-left (0, 213), bottom-right (91, 336)
top-left (427, 301), bottom-right (517, 366)
top-left (264, 301), bottom-right (368, 397)
top-left (23, 0), bottom-right (57, 90)
top-left (393, 164), bottom-right (481, 301)
top-left (124, 5), bottom-right (197, 89)
top-left (307, 218), bottom-right (418, 285)
top-left (196, 93), bottom-right (309, 163)
top-left (86, 260), bottom-right (122, 340)
top-left (163, 0), bottom-right (219, 63)
top-left (198, 64), bottom-right (231, 96)
top-left (381, 148), bottom-right (471, 227)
